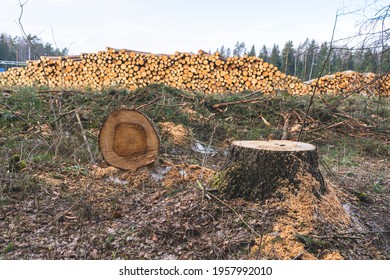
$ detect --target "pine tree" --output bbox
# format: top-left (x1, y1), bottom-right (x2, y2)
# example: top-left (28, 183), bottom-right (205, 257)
top-left (233, 41), bottom-right (246, 57)
top-left (281, 40), bottom-right (295, 75)
top-left (380, 46), bottom-right (390, 73)
top-left (294, 43), bottom-right (305, 78)
top-left (306, 40), bottom-right (318, 80)
top-left (346, 52), bottom-right (354, 71)
top-left (226, 48), bottom-right (231, 57)
top-left (0, 34), bottom-right (10, 60)
top-left (233, 41), bottom-right (240, 57)
top-left (220, 45), bottom-right (226, 58)
top-left (362, 49), bottom-right (378, 73)
top-left (248, 45), bottom-right (256, 57)
top-left (314, 42), bottom-right (329, 77)
top-left (300, 39), bottom-right (311, 79)
top-left (240, 42), bottom-right (246, 56)
top-left (330, 51), bottom-right (342, 73)
top-left (258, 45), bottom-right (269, 62)
top-left (353, 47), bottom-right (365, 72)
top-left (269, 44), bottom-right (281, 69)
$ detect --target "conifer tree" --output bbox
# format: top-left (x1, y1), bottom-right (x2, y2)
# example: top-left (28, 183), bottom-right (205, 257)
top-left (381, 46), bottom-right (390, 73)
top-left (233, 41), bottom-right (246, 57)
top-left (362, 49), bottom-right (378, 73)
top-left (269, 44), bottom-right (281, 69)
top-left (248, 45), bottom-right (256, 56)
top-left (306, 40), bottom-right (318, 80)
top-left (281, 40), bottom-right (295, 75)
top-left (258, 45), bottom-right (269, 62)
top-left (314, 42), bottom-right (329, 77)
top-left (226, 48), bottom-right (231, 57)
top-left (220, 45), bottom-right (226, 58)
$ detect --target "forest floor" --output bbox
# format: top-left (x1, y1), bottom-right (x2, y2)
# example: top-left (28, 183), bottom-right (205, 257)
top-left (0, 84), bottom-right (389, 259)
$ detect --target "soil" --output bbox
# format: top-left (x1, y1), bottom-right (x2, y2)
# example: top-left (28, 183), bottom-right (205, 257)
top-left (0, 86), bottom-right (389, 259)
top-left (2, 158), bottom-right (387, 260)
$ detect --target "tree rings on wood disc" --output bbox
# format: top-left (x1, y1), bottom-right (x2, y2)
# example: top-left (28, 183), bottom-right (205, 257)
top-left (99, 109), bottom-right (159, 171)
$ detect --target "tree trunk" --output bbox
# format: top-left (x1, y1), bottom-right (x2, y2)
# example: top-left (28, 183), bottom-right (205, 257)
top-left (214, 140), bottom-right (326, 201)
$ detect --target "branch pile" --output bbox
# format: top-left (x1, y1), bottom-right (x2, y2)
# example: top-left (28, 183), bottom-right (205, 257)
top-left (0, 47), bottom-right (388, 95)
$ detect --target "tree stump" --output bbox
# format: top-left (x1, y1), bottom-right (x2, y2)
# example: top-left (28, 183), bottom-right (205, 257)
top-left (214, 140), bottom-right (326, 201)
top-left (99, 109), bottom-right (160, 171)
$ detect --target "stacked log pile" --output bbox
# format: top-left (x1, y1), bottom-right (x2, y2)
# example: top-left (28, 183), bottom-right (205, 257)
top-left (308, 70), bottom-right (389, 95)
top-left (0, 47), bottom-right (388, 95)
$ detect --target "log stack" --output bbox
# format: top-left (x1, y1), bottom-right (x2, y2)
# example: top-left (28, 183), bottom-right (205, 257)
top-left (0, 47), bottom-right (388, 95)
top-left (307, 70), bottom-right (389, 95)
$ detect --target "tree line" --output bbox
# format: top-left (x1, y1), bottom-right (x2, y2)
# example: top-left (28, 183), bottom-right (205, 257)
top-left (0, 33), bottom-right (68, 68)
top-left (216, 39), bottom-right (390, 81)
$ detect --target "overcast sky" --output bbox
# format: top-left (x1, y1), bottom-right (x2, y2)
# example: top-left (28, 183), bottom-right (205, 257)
top-left (0, 0), bottom-right (385, 55)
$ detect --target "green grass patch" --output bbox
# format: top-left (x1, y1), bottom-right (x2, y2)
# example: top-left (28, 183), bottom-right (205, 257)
top-left (2, 242), bottom-right (15, 256)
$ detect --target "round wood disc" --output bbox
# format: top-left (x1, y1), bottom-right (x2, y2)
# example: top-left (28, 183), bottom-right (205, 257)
top-left (99, 109), bottom-right (159, 170)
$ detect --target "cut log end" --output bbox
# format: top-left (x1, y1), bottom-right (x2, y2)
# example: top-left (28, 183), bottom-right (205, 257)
top-left (213, 140), bottom-right (326, 201)
top-left (233, 140), bottom-right (315, 152)
top-left (99, 109), bottom-right (159, 171)
top-left (113, 123), bottom-right (147, 157)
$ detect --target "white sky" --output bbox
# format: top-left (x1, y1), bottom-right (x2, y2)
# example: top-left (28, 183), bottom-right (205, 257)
top-left (0, 0), bottom-right (385, 55)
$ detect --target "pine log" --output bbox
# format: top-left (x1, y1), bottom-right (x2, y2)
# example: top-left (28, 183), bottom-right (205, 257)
top-left (213, 140), bottom-right (326, 201)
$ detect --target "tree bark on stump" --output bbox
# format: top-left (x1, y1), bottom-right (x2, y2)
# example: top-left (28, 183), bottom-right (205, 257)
top-left (214, 140), bottom-right (326, 201)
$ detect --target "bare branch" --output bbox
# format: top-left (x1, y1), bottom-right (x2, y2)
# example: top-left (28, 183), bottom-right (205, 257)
top-left (298, 9), bottom-right (340, 141)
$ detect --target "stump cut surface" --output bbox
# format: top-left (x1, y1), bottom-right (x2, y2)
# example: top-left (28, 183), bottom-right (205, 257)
top-left (99, 109), bottom-right (159, 171)
top-left (234, 140), bottom-right (316, 152)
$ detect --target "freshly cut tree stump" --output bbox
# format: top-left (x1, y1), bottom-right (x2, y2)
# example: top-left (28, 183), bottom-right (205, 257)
top-left (99, 109), bottom-right (159, 171)
top-left (214, 140), bottom-right (326, 201)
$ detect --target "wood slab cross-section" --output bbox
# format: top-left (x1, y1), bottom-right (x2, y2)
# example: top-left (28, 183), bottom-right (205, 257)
top-left (99, 109), bottom-right (159, 171)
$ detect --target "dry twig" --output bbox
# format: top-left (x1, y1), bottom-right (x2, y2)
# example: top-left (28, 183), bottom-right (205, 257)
top-left (76, 112), bottom-right (95, 164)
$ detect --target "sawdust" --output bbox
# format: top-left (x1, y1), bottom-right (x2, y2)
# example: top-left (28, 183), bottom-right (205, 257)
top-left (119, 169), bottom-right (152, 188)
top-left (90, 166), bottom-right (119, 178)
top-left (35, 173), bottom-right (64, 187)
top-left (158, 122), bottom-right (190, 146)
top-left (161, 163), bottom-right (215, 188)
top-left (251, 171), bottom-right (351, 260)
top-left (323, 251), bottom-right (344, 260)
top-left (90, 161), bottom-right (349, 260)
top-left (90, 161), bottom-right (215, 189)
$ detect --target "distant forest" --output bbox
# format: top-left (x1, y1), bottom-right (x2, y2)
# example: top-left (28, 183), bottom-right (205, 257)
top-left (0, 33), bottom-right (68, 66)
top-left (217, 40), bottom-right (390, 81)
top-left (1, 32), bottom-right (389, 81)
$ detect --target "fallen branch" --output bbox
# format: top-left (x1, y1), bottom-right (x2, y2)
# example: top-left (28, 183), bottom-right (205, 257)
top-left (308, 230), bottom-right (390, 240)
top-left (309, 120), bottom-right (349, 133)
top-left (334, 111), bottom-right (375, 128)
top-left (0, 100), bottom-right (30, 127)
top-left (135, 95), bottom-right (163, 110)
top-left (211, 96), bottom-right (265, 110)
